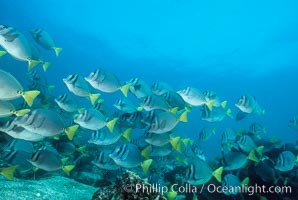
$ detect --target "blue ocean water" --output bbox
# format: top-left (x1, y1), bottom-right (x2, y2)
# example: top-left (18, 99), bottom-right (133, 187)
top-left (0, 0), bottom-right (297, 161)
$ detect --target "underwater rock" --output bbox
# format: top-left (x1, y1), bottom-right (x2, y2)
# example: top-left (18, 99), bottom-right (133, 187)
top-left (92, 170), bottom-right (167, 200)
top-left (0, 175), bottom-right (97, 200)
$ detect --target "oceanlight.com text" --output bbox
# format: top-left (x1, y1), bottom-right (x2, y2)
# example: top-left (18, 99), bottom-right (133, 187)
top-left (123, 183), bottom-right (292, 196)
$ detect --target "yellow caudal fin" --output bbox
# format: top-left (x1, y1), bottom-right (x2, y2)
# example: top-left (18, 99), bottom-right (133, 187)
top-left (28, 59), bottom-right (41, 71)
top-left (89, 93), bottom-right (100, 106)
top-left (174, 141), bottom-right (183, 153)
top-left (42, 62), bottom-right (51, 72)
top-left (226, 108), bottom-right (233, 119)
top-left (141, 146), bottom-right (151, 159)
top-left (167, 191), bottom-right (177, 200)
top-left (170, 136), bottom-right (180, 149)
top-left (182, 138), bottom-right (190, 146)
top-left (120, 83), bottom-right (131, 97)
top-left (48, 85), bottom-right (55, 93)
top-left (0, 165), bottom-right (18, 180)
top-left (241, 177), bottom-right (250, 188)
top-left (170, 107), bottom-right (179, 114)
top-left (65, 124), bottom-right (79, 140)
top-left (122, 128), bottom-right (132, 142)
top-left (62, 165), bottom-right (75, 176)
top-left (0, 50), bottom-right (7, 57)
top-left (14, 109), bottom-right (31, 117)
top-left (136, 106), bottom-right (143, 111)
top-left (76, 145), bottom-right (86, 154)
top-left (61, 157), bottom-right (69, 165)
top-left (212, 166), bottom-right (223, 183)
top-left (179, 110), bottom-right (188, 122)
top-left (53, 47), bottom-right (62, 56)
top-left (22, 90), bottom-right (40, 106)
top-left (206, 99), bottom-right (215, 111)
top-left (255, 146), bottom-right (264, 157)
top-left (248, 150), bottom-right (259, 164)
top-left (106, 118), bottom-right (118, 133)
top-left (221, 100), bottom-right (227, 109)
top-left (141, 159), bottom-right (152, 174)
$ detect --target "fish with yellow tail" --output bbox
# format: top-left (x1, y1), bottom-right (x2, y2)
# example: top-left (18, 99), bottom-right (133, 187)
top-left (0, 69), bottom-right (40, 106)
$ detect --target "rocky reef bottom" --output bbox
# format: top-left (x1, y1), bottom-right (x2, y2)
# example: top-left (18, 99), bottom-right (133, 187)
top-left (0, 176), bottom-right (97, 200)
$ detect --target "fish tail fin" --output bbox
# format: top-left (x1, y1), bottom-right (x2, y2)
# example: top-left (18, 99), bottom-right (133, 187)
top-left (206, 99), bottom-right (215, 111)
top-left (42, 62), bottom-right (51, 72)
top-left (166, 191), bottom-right (178, 200)
top-left (106, 118), bottom-right (118, 133)
top-left (89, 93), bottom-right (100, 106)
top-left (14, 109), bottom-right (31, 117)
top-left (212, 166), bottom-right (223, 183)
top-left (76, 145), bottom-right (86, 154)
top-left (296, 155), bottom-right (298, 165)
top-left (141, 146), bottom-right (150, 159)
top-left (122, 128), bottom-right (132, 142)
top-left (182, 138), bottom-right (190, 146)
top-left (120, 83), bottom-right (131, 97)
top-left (185, 104), bottom-right (192, 112)
top-left (47, 85), bottom-right (55, 93)
top-left (141, 159), bottom-right (152, 174)
top-left (241, 177), bottom-right (250, 188)
top-left (22, 90), bottom-right (40, 106)
top-left (62, 165), bottom-right (75, 176)
top-left (0, 50), bottom-right (7, 57)
top-left (28, 60), bottom-right (41, 71)
top-left (179, 110), bottom-right (188, 122)
top-left (136, 106), bottom-right (143, 111)
top-left (53, 47), bottom-right (62, 56)
top-left (261, 109), bottom-right (266, 116)
top-left (170, 136), bottom-right (180, 149)
top-left (221, 100), bottom-right (227, 109)
top-left (170, 107), bottom-right (179, 114)
top-left (255, 146), bottom-right (264, 157)
top-left (65, 124), bottom-right (79, 140)
top-left (174, 141), bottom-right (183, 153)
top-left (248, 150), bottom-right (260, 164)
top-left (226, 108), bottom-right (233, 119)
top-left (0, 165), bottom-right (18, 180)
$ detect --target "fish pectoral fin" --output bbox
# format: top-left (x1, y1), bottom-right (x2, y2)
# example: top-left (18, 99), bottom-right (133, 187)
top-left (22, 90), bottom-right (40, 107)
top-left (212, 166), bottom-right (223, 183)
top-left (0, 165), bottom-right (18, 180)
top-left (52, 47), bottom-right (62, 56)
top-left (141, 159), bottom-right (152, 174)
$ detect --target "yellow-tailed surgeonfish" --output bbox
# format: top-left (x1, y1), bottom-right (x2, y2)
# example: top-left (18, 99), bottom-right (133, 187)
top-left (29, 28), bottom-right (62, 56)
top-left (92, 150), bottom-right (120, 170)
top-left (13, 109), bottom-right (78, 140)
top-left (0, 69), bottom-right (40, 106)
top-left (129, 78), bottom-right (152, 99)
top-left (185, 158), bottom-right (223, 185)
top-left (55, 93), bottom-right (79, 113)
top-left (63, 74), bottom-right (100, 105)
top-left (28, 146), bottom-right (74, 175)
top-left (74, 108), bottom-right (118, 132)
top-left (0, 25), bottom-right (41, 70)
top-left (0, 100), bottom-right (30, 117)
top-left (177, 87), bottom-right (215, 111)
top-left (109, 143), bottom-right (153, 173)
top-left (0, 120), bottom-right (45, 142)
top-left (85, 68), bottom-right (130, 97)
top-left (235, 94), bottom-right (265, 116)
